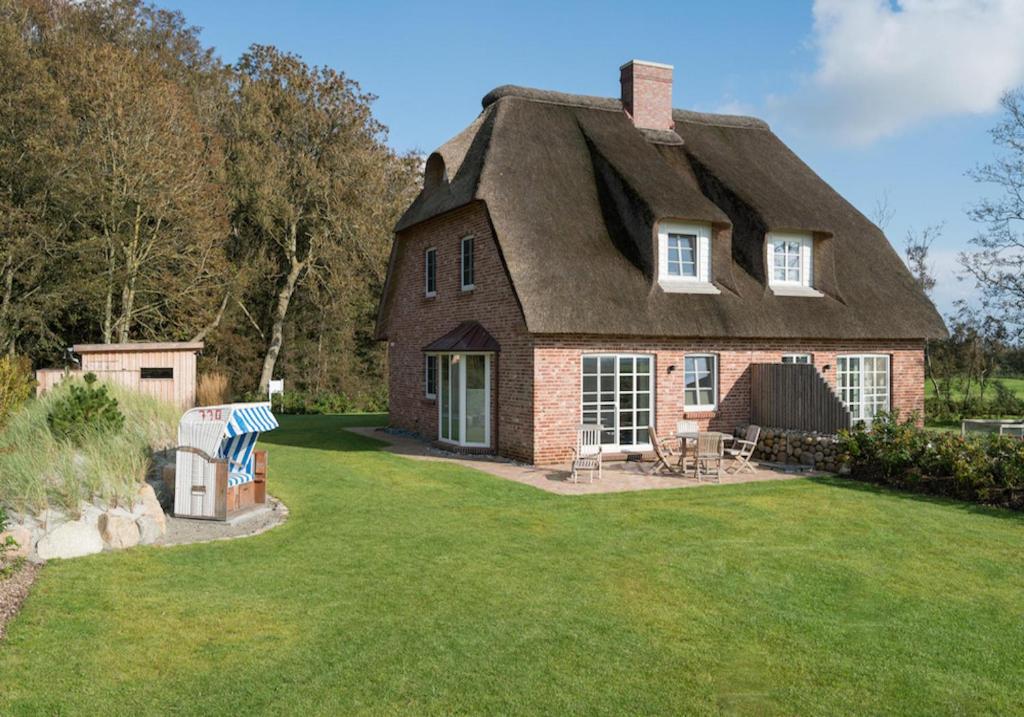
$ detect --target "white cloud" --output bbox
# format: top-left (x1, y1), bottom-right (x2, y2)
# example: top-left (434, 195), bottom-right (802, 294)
top-left (771, 0), bottom-right (1024, 144)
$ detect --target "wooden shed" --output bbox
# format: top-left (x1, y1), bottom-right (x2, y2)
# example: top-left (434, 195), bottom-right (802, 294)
top-left (36, 341), bottom-right (203, 409)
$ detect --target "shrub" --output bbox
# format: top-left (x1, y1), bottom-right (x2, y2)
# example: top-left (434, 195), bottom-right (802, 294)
top-left (839, 411), bottom-right (1024, 510)
top-left (46, 373), bottom-right (125, 445)
top-left (0, 355), bottom-right (33, 429)
top-left (263, 388), bottom-right (386, 415)
top-left (197, 372), bottom-right (230, 406)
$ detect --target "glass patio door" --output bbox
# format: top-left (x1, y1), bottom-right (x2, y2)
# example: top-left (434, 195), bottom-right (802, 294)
top-left (837, 355), bottom-right (890, 425)
top-left (581, 354), bottom-right (654, 450)
top-left (438, 353), bottom-right (490, 447)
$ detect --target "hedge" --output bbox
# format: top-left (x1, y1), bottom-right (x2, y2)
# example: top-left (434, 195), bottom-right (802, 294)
top-left (839, 412), bottom-right (1024, 510)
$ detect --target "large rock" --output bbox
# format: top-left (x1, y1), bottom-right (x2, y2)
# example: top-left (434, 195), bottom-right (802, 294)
top-left (35, 520), bottom-right (104, 560)
top-left (135, 483), bottom-right (166, 532)
top-left (98, 512), bottom-right (140, 550)
top-left (1, 526), bottom-right (33, 561)
top-left (136, 515), bottom-right (163, 544)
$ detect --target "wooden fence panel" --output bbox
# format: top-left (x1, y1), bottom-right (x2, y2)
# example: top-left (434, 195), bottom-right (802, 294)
top-left (749, 363), bottom-right (851, 434)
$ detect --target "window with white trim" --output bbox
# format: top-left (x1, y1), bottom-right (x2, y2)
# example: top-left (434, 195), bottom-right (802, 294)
top-left (683, 354), bottom-right (717, 411)
top-left (424, 247), bottom-right (437, 297)
top-left (767, 231), bottom-right (817, 294)
top-left (424, 354), bottom-right (437, 398)
top-left (657, 221), bottom-right (718, 294)
top-left (581, 354), bottom-right (654, 449)
top-left (837, 355), bottom-right (890, 425)
top-left (460, 236), bottom-right (474, 290)
top-left (781, 353), bottom-right (811, 364)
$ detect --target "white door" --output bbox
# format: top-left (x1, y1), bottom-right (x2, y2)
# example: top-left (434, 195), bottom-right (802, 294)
top-left (581, 354), bottom-right (654, 451)
top-left (438, 353), bottom-right (491, 447)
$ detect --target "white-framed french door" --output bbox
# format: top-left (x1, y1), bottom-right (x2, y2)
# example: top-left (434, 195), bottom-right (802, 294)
top-left (436, 353), bottom-right (491, 448)
top-left (837, 354), bottom-right (890, 425)
top-left (581, 353), bottom-right (654, 451)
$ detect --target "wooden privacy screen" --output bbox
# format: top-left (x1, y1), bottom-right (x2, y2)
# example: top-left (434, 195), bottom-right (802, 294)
top-left (749, 363), bottom-right (851, 434)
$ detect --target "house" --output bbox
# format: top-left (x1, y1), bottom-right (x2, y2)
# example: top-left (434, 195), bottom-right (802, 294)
top-left (36, 341), bottom-right (202, 409)
top-left (375, 60), bottom-right (946, 465)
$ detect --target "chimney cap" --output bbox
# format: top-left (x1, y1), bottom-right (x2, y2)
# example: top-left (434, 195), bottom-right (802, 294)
top-left (619, 59), bottom-right (674, 71)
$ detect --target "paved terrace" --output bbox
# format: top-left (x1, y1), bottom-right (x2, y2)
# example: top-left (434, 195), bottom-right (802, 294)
top-left (349, 427), bottom-right (825, 495)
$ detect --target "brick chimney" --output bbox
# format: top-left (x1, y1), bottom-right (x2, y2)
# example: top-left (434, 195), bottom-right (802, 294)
top-left (619, 60), bottom-right (674, 131)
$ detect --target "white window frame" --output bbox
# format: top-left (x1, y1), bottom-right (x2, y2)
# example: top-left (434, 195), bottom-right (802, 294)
top-left (424, 247), bottom-right (437, 297)
top-left (683, 354), bottom-right (718, 412)
top-left (436, 352), bottom-right (491, 448)
top-left (424, 354), bottom-right (437, 398)
top-left (657, 220), bottom-right (719, 294)
top-left (580, 353), bottom-right (655, 452)
top-left (781, 353), bottom-right (812, 364)
top-left (767, 231), bottom-right (821, 296)
top-left (837, 354), bottom-right (891, 426)
top-left (460, 236), bottom-right (475, 291)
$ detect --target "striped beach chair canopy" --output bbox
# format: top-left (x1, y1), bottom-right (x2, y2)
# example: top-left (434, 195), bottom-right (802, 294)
top-left (178, 402), bottom-right (279, 486)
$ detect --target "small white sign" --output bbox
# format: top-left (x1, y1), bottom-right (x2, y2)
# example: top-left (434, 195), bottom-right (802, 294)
top-left (268, 379), bottom-right (284, 399)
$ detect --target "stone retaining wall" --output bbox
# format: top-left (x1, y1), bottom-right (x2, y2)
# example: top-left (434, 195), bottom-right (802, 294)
top-left (750, 426), bottom-right (849, 473)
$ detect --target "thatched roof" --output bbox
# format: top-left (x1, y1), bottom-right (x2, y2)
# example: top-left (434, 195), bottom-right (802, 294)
top-left (384, 85), bottom-right (947, 341)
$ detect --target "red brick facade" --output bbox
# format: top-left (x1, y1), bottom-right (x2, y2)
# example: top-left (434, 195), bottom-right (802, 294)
top-left (382, 205), bottom-right (926, 466)
top-left (381, 202), bottom-right (535, 462)
top-left (531, 337), bottom-right (925, 464)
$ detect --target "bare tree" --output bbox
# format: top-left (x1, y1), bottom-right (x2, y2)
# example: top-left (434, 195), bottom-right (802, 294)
top-left (903, 224), bottom-right (941, 296)
top-left (961, 88), bottom-right (1024, 340)
top-left (870, 189), bottom-right (895, 232)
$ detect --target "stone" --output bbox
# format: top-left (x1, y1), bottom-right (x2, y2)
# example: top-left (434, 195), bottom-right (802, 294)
top-left (98, 512), bottom-right (140, 550)
top-left (136, 515), bottom-right (164, 545)
top-left (1, 526), bottom-right (33, 560)
top-left (79, 503), bottom-right (105, 528)
top-left (135, 483), bottom-right (167, 531)
top-left (35, 520), bottom-right (104, 560)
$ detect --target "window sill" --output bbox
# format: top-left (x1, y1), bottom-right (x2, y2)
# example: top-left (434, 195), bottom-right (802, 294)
top-left (422, 396), bottom-right (436, 404)
top-left (769, 285), bottom-right (823, 298)
top-left (459, 285), bottom-right (475, 294)
top-left (658, 280), bottom-right (720, 295)
top-left (424, 292), bottom-right (436, 299)
top-left (683, 408), bottom-right (718, 418)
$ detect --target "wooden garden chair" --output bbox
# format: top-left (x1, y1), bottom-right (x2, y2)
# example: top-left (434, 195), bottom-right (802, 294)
top-left (647, 426), bottom-right (684, 476)
top-left (693, 432), bottom-right (725, 483)
top-left (675, 419), bottom-right (700, 470)
top-left (570, 424), bottom-right (603, 483)
top-left (725, 425), bottom-right (760, 475)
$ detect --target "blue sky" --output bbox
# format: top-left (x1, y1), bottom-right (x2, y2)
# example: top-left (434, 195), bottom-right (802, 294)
top-left (168, 0), bottom-right (1024, 317)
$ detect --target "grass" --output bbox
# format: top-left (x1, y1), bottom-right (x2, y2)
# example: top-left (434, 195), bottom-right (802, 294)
top-left (924, 375), bottom-right (1024, 401)
top-left (1, 415), bottom-right (1023, 715)
top-left (0, 381), bottom-right (179, 515)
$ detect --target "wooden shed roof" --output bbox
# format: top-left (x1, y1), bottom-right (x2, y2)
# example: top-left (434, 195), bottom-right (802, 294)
top-left (73, 341), bottom-right (204, 353)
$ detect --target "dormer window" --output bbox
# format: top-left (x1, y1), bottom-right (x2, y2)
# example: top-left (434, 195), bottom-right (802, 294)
top-left (767, 231), bottom-right (821, 297)
top-left (657, 220), bottom-right (719, 294)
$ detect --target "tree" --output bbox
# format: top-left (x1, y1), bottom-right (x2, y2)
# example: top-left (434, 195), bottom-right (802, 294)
top-left (227, 45), bottom-right (417, 393)
top-left (903, 223), bottom-right (941, 296)
top-left (962, 88), bottom-right (1024, 340)
top-left (0, 0), bottom-right (73, 356)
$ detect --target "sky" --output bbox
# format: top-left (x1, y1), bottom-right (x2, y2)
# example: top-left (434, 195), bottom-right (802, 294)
top-left (166, 0), bottom-right (1024, 318)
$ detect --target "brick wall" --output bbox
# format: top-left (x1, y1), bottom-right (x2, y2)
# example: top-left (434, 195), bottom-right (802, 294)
top-left (380, 202), bottom-right (534, 462)
top-left (532, 336), bottom-right (925, 464)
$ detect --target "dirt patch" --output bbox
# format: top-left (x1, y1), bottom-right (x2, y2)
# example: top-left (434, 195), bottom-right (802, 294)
top-left (157, 495), bottom-right (289, 547)
top-left (0, 561), bottom-right (38, 640)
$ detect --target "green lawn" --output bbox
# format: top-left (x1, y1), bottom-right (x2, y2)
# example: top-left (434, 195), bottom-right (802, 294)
top-left (925, 375), bottom-right (1024, 400)
top-left (2, 415), bottom-right (1023, 715)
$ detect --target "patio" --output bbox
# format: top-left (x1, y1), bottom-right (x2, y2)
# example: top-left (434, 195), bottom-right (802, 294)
top-left (350, 427), bottom-right (824, 495)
